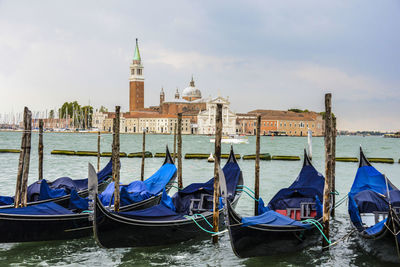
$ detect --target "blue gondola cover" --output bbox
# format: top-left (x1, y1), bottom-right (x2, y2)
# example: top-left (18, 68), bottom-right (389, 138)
top-left (348, 158), bottom-right (400, 235)
top-left (100, 163), bottom-right (176, 206)
top-left (241, 210), bottom-right (310, 228)
top-left (0, 202), bottom-right (74, 215)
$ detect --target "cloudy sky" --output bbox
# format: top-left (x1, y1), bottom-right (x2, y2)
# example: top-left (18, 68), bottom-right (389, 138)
top-left (0, 0), bottom-right (399, 131)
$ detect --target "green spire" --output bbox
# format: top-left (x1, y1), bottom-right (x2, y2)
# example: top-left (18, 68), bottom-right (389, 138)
top-left (133, 38), bottom-right (141, 62)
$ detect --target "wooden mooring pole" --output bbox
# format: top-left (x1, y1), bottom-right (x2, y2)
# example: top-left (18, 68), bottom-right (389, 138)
top-left (331, 117), bottom-right (337, 217)
top-left (254, 115), bottom-right (261, 216)
top-left (97, 131), bottom-right (101, 172)
top-left (14, 107), bottom-right (32, 208)
top-left (177, 113), bottom-right (183, 190)
top-left (113, 106), bottom-right (121, 212)
top-left (173, 123), bottom-right (177, 162)
top-left (38, 119), bottom-right (44, 180)
top-left (141, 129), bottom-right (146, 181)
top-left (212, 103), bottom-right (223, 244)
top-left (322, 93), bottom-right (333, 249)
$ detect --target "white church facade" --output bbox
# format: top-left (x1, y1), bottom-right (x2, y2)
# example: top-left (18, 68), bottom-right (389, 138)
top-left (197, 96), bottom-right (237, 135)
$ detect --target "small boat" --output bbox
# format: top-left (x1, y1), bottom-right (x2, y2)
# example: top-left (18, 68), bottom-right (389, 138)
top-left (0, 160), bottom-right (113, 209)
top-left (91, 147), bottom-right (243, 248)
top-left (210, 135), bottom-right (249, 144)
top-left (207, 153), bottom-right (215, 162)
top-left (0, 148), bottom-right (176, 243)
top-left (221, 150), bottom-right (325, 258)
top-left (348, 148), bottom-right (400, 263)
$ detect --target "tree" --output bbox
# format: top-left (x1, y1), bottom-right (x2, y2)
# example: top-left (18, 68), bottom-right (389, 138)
top-left (49, 110), bottom-right (55, 119)
top-left (99, 106), bottom-right (108, 113)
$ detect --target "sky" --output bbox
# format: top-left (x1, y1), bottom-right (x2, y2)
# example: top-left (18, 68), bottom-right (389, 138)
top-left (0, 0), bottom-right (399, 131)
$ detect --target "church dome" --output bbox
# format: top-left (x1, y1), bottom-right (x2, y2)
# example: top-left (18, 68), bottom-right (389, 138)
top-left (182, 77), bottom-right (202, 100)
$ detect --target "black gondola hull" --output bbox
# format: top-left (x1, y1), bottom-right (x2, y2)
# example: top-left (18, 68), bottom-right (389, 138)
top-left (93, 195), bottom-right (235, 248)
top-left (351, 218), bottom-right (400, 263)
top-left (0, 192), bottom-right (162, 243)
top-left (226, 201), bottom-right (320, 258)
top-left (0, 177), bottom-right (111, 210)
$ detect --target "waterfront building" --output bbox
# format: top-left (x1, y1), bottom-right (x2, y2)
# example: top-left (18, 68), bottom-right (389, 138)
top-left (103, 112), bottom-right (191, 134)
top-left (197, 96), bottom-right (237, 135)
top-left (238, 110), bottom-right (324, 136)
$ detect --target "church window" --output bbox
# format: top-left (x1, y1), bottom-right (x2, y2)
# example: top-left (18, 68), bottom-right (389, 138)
top-left (131, 69), bottom-right (135, 75)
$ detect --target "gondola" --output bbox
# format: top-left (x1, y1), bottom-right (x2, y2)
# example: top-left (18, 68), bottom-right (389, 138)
top-left (0, 148), bottom-right (176, 243)
top-left (221, 150), bottom-right (325, 258)
top-left (348, 148), bottom-right (400, 263)
top-left (91, 147), bottom-right (243, 248)
top-left (0, 159), bottom-right (113, 209)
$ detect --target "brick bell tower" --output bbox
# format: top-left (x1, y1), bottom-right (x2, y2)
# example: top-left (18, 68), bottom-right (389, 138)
top-left (129, 38), bottom-right (144, 112)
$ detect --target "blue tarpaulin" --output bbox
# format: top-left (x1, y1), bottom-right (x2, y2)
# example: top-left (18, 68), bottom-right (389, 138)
top-left (172, 160), bottom-right (241, 214)
top-left (348, 162), bottom-right (400, 235)
top-left (100, 163), bottom-right (176, 206)
top-left (241, 210), bottom-right (311, 228)
top-left (0, 202), bottom-right (74, 215)
top-left (268, 164), bottom-right (324, 210)
top-left (116, 204), bottom-right (184, 221)
top-left (38, 179), bottom-right (68, 201)
top-left (365, 218), bottom-right (387, 236)
top-left (68, 189), bottom-right (89, 210)
top-left (25, 159), bottom-right (113, 202)
top-left (241, 157), bottom-right (324, 227)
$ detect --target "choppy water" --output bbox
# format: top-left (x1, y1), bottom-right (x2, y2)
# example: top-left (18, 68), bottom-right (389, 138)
top-left (0, 132), bottom-right (399, 266)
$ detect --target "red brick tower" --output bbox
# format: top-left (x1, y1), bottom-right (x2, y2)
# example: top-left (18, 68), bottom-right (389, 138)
top-left (129, 38), bottom-right (144, 112)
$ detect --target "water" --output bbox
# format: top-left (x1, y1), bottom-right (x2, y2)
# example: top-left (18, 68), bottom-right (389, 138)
top-left (0, 132), bottom-right (399, 266)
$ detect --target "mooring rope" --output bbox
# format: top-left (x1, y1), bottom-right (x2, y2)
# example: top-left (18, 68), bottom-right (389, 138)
top-left (235, 188), bottom-right (259, 202)
top-left (236, 185), bottom-right (256, 195)
top-left (301, 219), bottom-right (331, 244)
top-left (184, 214), bottom-right (222, 235)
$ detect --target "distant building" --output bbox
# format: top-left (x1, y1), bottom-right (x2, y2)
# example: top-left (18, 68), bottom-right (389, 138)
top-left (102, 112), bottom-right (191, 134)
top-left (237, 110), bottom-right (324, 136)
top-left (197, 96), bottom-right (237, 135)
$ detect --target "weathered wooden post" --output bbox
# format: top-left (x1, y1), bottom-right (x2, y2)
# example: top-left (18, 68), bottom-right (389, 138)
top-left (307, 129), bottom-right (312, 160)
top-left (212, 103), bottom-right (223, 244)
top-left (20, 108), bottom-right (32, 207)
top-left (14, 107), bottom-right (31, 207)
top-left (173, 123), bottom-right (177, 162)
top-left (322, 93), bottom-right (333, 248)
top-left (97, 131), bottom-right (101, 172)
top-left (140, 129), bottom-right (146, 181)
top-left (113, 106), bottom-right (121, 212)
top-left (254, 115), bottom-right (261, 216)
top-left (38, 119), bottom-right (44, 180)
top-left (177, 114), bottom-right (183, 190)
top-left (331, 117), bottom-right (337, 217)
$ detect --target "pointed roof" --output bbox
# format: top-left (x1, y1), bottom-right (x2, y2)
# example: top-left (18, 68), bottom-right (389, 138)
top-left (190, 75), bottom-right (195, 87)
top-left (133, 38), bottom-right (141, 62)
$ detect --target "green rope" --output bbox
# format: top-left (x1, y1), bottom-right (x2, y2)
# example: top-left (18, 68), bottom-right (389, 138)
top-left (82, 210), bottom-right (93, 213)
top-left (236, 185), bottom-right (256, 195)
top-left (236, 189), bottom-right (259, 202)
top-left (184, 215), bottom-right (220, 235)
top-left (330, 190), bottom-right (339, 195)
top-left (302, 219), bottom-right (331, 244)
top-left (190, 214), bottom-right (214, 228)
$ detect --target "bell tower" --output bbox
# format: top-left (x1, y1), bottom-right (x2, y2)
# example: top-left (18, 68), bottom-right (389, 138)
top-left (129, 38), bottom-right (144, 112)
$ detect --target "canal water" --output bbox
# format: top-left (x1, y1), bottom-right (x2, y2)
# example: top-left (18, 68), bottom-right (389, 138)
top-left (0, 132), bottom-right (399, 266)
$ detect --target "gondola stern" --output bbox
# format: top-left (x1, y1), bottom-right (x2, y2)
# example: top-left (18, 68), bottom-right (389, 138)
top-left (303, 149), bottom-right (312, 167)
top-left (227, 145), bottom-right (238, 164)
top-left (163, 145), bottom-right (175, 165)
top-left (359, 146), bottom-right (372, 168)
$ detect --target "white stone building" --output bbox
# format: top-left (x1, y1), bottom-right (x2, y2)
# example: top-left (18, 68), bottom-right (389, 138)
top-left (197, 96), bottom-right (237, 135)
